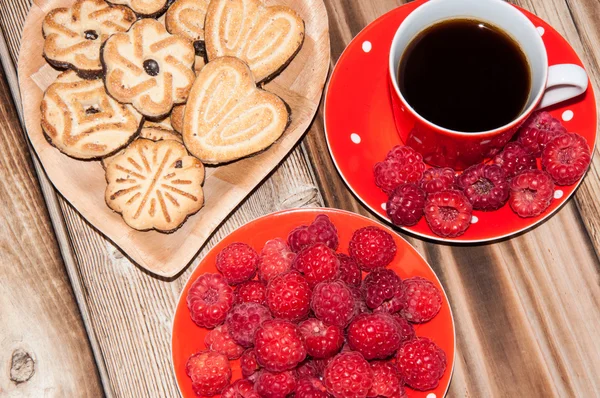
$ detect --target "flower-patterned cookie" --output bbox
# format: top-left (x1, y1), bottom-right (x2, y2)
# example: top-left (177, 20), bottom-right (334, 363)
top-left (106, 0), bottom-right (169, 18)
top-left (41, 70), bottom-right (143, 159)
top-left (204, 0), bottom-right (305, 82)
top-left (102, 19), bottom-right (196, 119)
top-left (105, 138), bottom-right (205, 232)
top-left (43, 0), bottom-right (135, 78)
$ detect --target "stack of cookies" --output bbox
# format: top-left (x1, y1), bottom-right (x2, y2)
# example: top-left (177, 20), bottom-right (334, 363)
top-left (39, 0), bottom-right (305, 232)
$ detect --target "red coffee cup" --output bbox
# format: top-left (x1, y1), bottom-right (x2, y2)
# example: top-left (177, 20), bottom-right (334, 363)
top-left (389, 0), bottom-right (588, 170)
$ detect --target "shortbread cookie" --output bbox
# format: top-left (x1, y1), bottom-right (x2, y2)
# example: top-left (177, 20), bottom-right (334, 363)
top-left (102, 18), bottom-right (196, 119)
top-left (105, 138), bottom-right (205, 232)
top-left (170, 104), bottom-right (185, 133)
top-left (166, 0), bottom-right (210, 57)
top-left (101, 123), bottom-right (182, 168)
top-left (43, 0), bottom-right (135, 78)
top-left (205, 0), bottom-right (304, 82)
top-left (183, 57), bottom-right (289, 164)
top-left (41, 70), bottom-right (143, 160)
top-left (106, 0), bottom-right (169, 17)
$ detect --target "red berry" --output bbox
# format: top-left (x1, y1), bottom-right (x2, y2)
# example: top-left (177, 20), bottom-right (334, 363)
top-left (323, 352), bottom-right (373, 398)
top-left (293, 243), bottom-right (340, 287)
top-left (374, 146), bottom-right (426, 195)
top-left (185, 351), bottom-right (231, 396)
top-left (288, 214), bottom-right (339, 253)
top-left (255, 370), bottom-right (297, 398)
top-left (391, 314), bottom-right (416, 342)
top-left (296, 377), bottom-right (332, 398)
top-left (518, 111), bottom-right (567, 156)
top-left (187, 273), bottom-right (234, 329)
top-left (258, 238), bottom-right (296, 283)
top-left (254, 320), bottom-right (307, 372)
top-left (235, 280), bottom-right (267, 305)
top-left (216, 242), bottom-right (259, 285)
top-left (266, 271), bottom-right (311, 322)
top-left (401, 277), bottom-right (442, 323)
top-left (542, 132), bottom-right (591, 185)
top-left (386, 183), bottom-right (426, 227)
top-left (295, 358), bottom-right (332, 379)
top-left (419, 167), bottom-right (457, 195)
top-left (361, 268), bottom-right (404, 313)
top-left (396, 338), bottom-right (447, 391)
top-left (221, 379), bottom-right (260, 398)
top-left (493, 142), bottom-right (536, 177)
top-left (347, 313), bottom-right (402, 360)
top-left (367, 361), bottom-right (403, 397)
top-left (509, 169), bottom-right (554, 218)
top-left (204, 324), bottom-right (245, 359)
top-left (424, 190), bottom-right (473, 238)
top-left (240, 349), bottom-right (260, 378)
top-left (298, 318), bottom-right (344, 359)
top-left (226, 303), bottom-right (272, 347)
top-left (337, 254), bottom-right (362, 288)
top-left (348, 227), bottom-right (397, 271)
top-left (457, 164), bottom-right (509, 211)
top-left (311, 281), bottom-right (355, 327)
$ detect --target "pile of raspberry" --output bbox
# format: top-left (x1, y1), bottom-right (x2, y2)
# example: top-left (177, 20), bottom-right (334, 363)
top-left (185, 214), bottom-right (447, 398)
top-left (374, 111), bottom-right (592, 238)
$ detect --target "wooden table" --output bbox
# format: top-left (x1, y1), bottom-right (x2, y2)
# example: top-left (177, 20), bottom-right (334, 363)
top-left (1, 0), bottom-right (599, 396)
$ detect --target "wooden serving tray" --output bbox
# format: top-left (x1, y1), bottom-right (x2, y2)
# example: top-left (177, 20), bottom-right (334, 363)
top-left (17, 0), bottom-right (330, 277)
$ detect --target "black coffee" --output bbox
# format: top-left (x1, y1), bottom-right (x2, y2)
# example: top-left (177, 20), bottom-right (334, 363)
top-left (399, 18), bottom-right (531, 132)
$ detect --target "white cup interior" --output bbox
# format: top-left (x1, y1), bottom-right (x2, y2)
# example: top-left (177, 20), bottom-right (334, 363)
top-left (389, 0), bottom-right (548, 134)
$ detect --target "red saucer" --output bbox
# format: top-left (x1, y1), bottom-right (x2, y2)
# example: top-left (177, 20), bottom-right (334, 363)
top-left (324, 0), bottom-right (597, 243)
top-left (171, 208), bottom-right (455, 397)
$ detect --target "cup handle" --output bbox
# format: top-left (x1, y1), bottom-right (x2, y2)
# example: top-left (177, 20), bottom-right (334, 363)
top-left (538, 64), bottom-right (588, 109)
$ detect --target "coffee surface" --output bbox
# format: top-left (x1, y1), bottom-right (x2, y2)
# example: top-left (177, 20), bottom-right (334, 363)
top-left (399, 18), bottom-right (531, 132)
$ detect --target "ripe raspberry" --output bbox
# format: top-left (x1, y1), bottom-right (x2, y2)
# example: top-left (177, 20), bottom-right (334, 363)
top-left (457, 164), bottom-right (509, 211)
top-left (221, 379), bottom-right (260, 398)
top-left (311, 281), bottom-right (355, 327)
top-left (338, 254), bottom-right (362, 287)
top-left (323, 352), bottom-right (373, 398)
top-left (293, 243), bottom-right (340, 287)
top-left (347, 313), bottom-right (402, 360)
top-left (518, 111), bottom-right (567, 156)
top-left (235, 280), bottom-right (267, 305)
top-left (542, 132), bottom-right (591, 185)
top-left (386, 183), bottom-right (426, 227)
top-left (216, 242), bottom-right (259, 285)
top-left (255, 370), bottom-right (297, 398)
top-left (361, 268), bottom-right (404, 313)
top-left (288, 214), bottom-right (339, 253)
top-left (240, 349), bottom-right (260, 378)
top-left (225, 303), bottom-right (272, 347)
top-left (419, 167), bottom-right (457, 195)
top-left (295, 358), bottom-right (332, 379)
top-left (348, 227), bottom-right (397, 271)
top-left (296, 377), bottom-right (332, 398)
top-left (254, 320), bottom-right (307, 372)
top-left (391, 315), bottom-right (416, 342)
top-left (298, 318), bottom-right (344, 359)
top-left (509, 170), bottom-right (554, 217)
top-left (185, 351), bottom-right (231, 396)
top-left (258, 238), bottom-right (296, 283)
top-left (374, 145), bottom-right (426, 195)
top-left (396, 338), bottom-right (447, 391)
top-left (424, 190), bottom-right (473, 237)
top-left (400, 277), bottom-right (442, 323)
top-left (187, 273), bottom-right (234, 329)
top-left (266, 271), bottom-right (311, 322)
top-left (367, 361), bottom-right (403, 398)
top-left (204, 324), bottom-right (245, 359)
top-left (493, 142), bottom-right (536, 177)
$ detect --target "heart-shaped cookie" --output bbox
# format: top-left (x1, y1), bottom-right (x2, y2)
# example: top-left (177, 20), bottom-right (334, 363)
top-left (182, 57), bottom-right (289, 164)
top-left (204, 0), bottom-right (305, 83)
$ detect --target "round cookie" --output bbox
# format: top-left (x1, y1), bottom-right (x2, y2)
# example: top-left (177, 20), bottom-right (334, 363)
top-left (105, 138), bottom-right (205, 232)
top-left (40, 70), bottom-right (143, 160)
top-left (106, 0), bottom-right (169, 18)
top-left (102, 18), bottom-right (196, 119)
top-left (43, 0), bottom-right (135, 78)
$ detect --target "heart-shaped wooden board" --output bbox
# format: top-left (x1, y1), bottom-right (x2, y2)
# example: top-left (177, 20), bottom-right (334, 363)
top-left (18, 0), bottom-right (330, 277)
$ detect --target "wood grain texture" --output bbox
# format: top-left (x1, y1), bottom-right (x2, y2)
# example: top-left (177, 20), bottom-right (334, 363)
top-left (2, 0), bottom-right (600, 397)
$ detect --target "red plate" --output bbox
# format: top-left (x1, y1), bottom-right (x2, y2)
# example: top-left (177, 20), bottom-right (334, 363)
top-left (172, 208), bottom-right (455, 397)
top-left (324, 0), bottom-right (597, 243)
